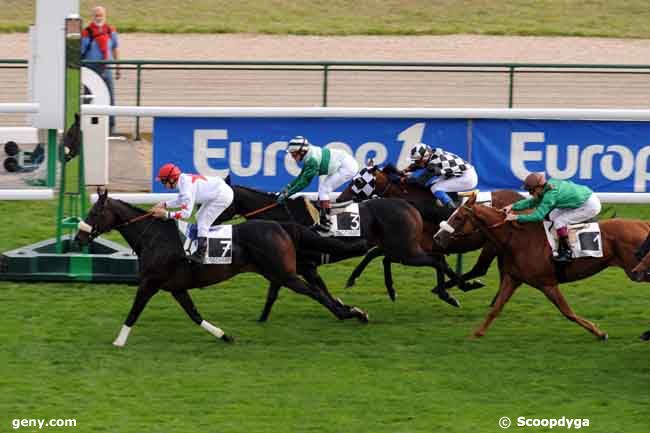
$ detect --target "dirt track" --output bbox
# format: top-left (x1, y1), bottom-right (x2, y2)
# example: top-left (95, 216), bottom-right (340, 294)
top-left (3, 33), bottom-right (650, 63)
top-left (2, 33), bottom-right (650, 191)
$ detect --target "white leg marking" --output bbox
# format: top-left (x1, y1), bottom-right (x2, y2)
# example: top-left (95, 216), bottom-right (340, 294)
top-left (201, 320), bottom-right (225, 338)
top-left (113, 324), bottom-right (131, 347)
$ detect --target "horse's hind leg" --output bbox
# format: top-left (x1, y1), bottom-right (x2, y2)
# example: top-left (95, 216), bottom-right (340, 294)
top-left (541, 285), bottom-right (608, 340)
top-left (259, 283), bottom-right (280, 323)
top-left (172, 290), bottom-right (234, 343)
top-left (284, 273), bottom-right (368, 322)
top-left (383, 256), bottom-right (397, 301)
top-left (345, 247), bottom-right (383, 289)
top-left (113, 282), bottom-right (159, 347)
top-left (306, 267), bottom-right (369, 321)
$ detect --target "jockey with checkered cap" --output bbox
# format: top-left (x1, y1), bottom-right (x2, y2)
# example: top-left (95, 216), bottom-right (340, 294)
top-left (404, 143), bottom-right (478, 210)
top-left (151, 163), bottom-right (234, 264)
top-left (279, 136), bottom-right (359, 231)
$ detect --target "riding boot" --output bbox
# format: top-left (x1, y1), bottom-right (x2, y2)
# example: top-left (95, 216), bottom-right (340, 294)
top-left (314, 201), bottom-right (332, 232)
top-left (554, 235), bottom-right (573, 263)
top-left (188, 236), bottom-right (208, 264)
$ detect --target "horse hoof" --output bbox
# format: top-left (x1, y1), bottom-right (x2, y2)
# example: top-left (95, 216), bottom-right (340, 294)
top-left (467, 280), bottom-right (485, 291)
top-left (438, 293), bottom-right (461, 308)
top-left (221, 334), bottom-right (235, 343)
top-left (352, 307), bottom-right (369, 323)
top-left (388, 290), bottom-right (397, 302)
top-left (257, 316), bottom-right (268, 323)
top-left (345, 279), bottom-right (356, 289)
top-left (600, 333), bottom-right (608, 341)
top-left (640, 331), bottom-right (650, 341)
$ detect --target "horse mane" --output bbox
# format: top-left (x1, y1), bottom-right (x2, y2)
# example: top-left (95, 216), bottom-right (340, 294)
top-left (234, 184), bottom-right (275, 197)
top-left (110, 197), bottom-right (149, 215)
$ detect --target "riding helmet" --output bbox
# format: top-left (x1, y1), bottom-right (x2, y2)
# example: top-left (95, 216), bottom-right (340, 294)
top-left (286, 136), bottom-right (311, 153)
top-left (157, 163), bottom-right (181, 183)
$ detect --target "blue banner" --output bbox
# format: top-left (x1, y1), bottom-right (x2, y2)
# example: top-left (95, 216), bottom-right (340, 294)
top-left (472, 120), bottom-right (650, 192)
top-left (152, 117), bottom-right (467, 193)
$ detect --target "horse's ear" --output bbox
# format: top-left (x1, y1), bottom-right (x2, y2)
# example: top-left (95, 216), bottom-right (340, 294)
top-left (97, 186), bottom-right (108, 203)
top-left (366, 158), bottom-right (374, 167)
top-left (224, 174), bottom-right (232, 186)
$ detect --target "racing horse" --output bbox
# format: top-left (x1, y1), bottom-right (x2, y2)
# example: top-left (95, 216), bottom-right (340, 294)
top-left (74, 190), bottom-right (371, 346)
top-left (337, 163), bottom-right (524, 296)
top-left (434, 193), bottom-right (650, 340)
top-left (214, 184), bottom-right (470, 315)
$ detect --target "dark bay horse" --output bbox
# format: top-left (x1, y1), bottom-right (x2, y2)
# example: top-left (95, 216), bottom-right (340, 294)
top-left (338, 164), bottom-right (524, 295)
top-left (74, 191), bottom-right (370, 346)
top-left (434, 193), bottom-right (650, 340)
top-left (215, 184), bottom-right (469, 312)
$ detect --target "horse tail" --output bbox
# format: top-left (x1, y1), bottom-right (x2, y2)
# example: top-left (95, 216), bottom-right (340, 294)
top-left (279, 222), bottom-right (368, 256)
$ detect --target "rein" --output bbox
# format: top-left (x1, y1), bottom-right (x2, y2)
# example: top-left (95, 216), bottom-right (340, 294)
top-left (242, 202), bottom-right (279, 218)
top-left (114, 211), bottom-right (154, 230)
top-left (463, 206), bottom-right (509, 248)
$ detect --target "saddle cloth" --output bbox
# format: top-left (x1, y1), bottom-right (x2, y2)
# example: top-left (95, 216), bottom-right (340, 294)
top-left (177, 221), bottom-right (233, 264)
top-left (543, 221), bottom-right (603, 259)
top-left (329, 202), bottom-right (361, 237)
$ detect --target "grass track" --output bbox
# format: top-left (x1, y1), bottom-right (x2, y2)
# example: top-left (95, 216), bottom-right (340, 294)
top-left (1, 200), bottom-right (649, 432)
top-left (2, 0), bottom-right (650, 37)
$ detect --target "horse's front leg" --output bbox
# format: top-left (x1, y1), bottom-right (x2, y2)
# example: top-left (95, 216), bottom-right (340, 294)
top-left (172, 289), bottom-right (233, 343)
top-left (113, 281), bottom-right (159, 347)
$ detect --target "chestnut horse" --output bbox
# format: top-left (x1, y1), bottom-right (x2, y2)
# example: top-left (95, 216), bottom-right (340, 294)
top-left (434, 193), bottom-right (650, 340)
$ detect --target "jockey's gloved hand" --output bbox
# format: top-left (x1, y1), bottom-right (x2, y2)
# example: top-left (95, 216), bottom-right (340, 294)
top-left (276, 188), bottom-right (289, 204)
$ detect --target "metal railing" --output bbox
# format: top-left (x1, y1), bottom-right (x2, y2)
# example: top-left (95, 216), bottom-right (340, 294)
top-left (3, 59), bottom-right (650, 139)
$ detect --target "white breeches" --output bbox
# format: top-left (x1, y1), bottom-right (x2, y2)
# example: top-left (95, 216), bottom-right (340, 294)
top-left (318, 156), bottom-right (359, 201)
top-left (549, 193), bottom-right (601, 229)
top-left (429, 166), bottom-right (478, 193)
top-left (196, 186), bottom-right (234, 237)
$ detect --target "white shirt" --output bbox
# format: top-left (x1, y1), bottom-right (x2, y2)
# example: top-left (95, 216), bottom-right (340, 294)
top-left (165, 173), bottom-right (230, 220)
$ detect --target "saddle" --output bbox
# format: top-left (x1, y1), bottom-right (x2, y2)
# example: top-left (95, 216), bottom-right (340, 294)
top-left (543, 221), bottom-right (603, 259)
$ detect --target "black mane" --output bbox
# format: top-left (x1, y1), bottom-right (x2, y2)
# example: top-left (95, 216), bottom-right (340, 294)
top-left (234, 184), bottom-right (275, 197)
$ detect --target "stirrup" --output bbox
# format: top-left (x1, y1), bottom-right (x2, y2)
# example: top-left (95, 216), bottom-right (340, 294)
top-left (188, 250), bottom-right (206, 264)
top-left (553, 250), bottom-right (572, 263)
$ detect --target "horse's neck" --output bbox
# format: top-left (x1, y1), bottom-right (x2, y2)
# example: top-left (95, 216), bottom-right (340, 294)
top-left (235, 186), bottom-right (273, 212)
top-left (492, 190), bottom-right (525, 208)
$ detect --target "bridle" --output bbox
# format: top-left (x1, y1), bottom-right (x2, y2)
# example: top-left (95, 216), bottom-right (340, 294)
top-left (78, 202), bottom-right (154, 242)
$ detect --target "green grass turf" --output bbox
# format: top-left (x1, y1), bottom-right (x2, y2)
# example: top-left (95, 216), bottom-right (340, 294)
top-left (1, 199), bottom-right (649, 432)
top-left (2, 0), bottom-right (650, 38)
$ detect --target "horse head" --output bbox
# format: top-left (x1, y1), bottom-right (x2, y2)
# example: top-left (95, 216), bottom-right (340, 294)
top-left (433, 193), bottom-right (508, 248)
top-left (631, 251), bottom-right (650, 282)
top-left (337, 164), bottom-right (406, 203)
top-left (74, 188), bottom-right (138, 245)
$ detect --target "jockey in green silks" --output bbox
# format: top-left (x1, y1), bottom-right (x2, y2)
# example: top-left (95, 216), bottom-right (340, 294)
top-left (504, 172), bottom-right (601, 263)
top-left (277, 136), bottom-right (359, 231)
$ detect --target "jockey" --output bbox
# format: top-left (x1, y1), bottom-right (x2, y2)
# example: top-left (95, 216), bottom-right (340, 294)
top-left (404, 143), bottom-right (478, 210)
top-left (504, 172), bottom-right (602, 263)
top-left (151, 163), bottom-right (234, 264)
top-left (277, 136), bottom-right (359, 231)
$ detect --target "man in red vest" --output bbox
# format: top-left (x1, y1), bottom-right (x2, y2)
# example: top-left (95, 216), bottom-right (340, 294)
top-left (81, 6), bottom-right (120, 135)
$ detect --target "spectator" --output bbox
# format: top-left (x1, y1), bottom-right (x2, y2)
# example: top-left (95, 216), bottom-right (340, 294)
top-left (81, 5), bottom-right (120, 135)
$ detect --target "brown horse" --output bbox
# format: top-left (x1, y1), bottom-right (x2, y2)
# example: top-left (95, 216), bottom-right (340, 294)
top-left (434, 193), bottom-right (650, 340)
top-left (338, 164), bottom-right (524, 295)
